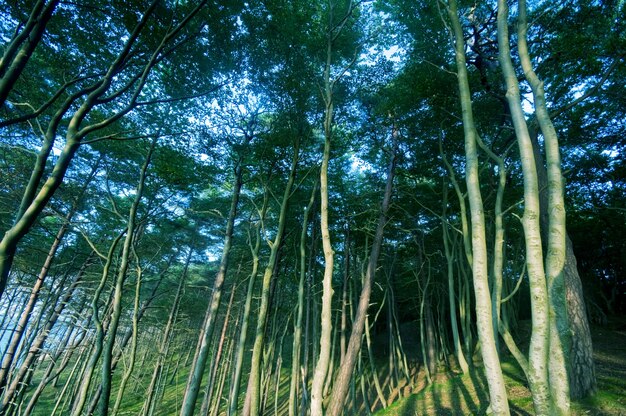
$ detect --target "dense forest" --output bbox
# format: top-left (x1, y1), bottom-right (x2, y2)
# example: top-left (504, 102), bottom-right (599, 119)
top-left (0, 0), bottom-right (625, 415)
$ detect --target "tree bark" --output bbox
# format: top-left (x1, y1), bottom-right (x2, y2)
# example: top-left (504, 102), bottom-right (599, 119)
top-left (442, 185), bottom-right (470, 374)
top-left (517, 2), bottom-right (571, 412)
top-left (325, 134), bottom-right (396, 416)
top-left (142, 243), bottom-right (195, 416)
top-left (497, 1), bottom-right (555, 413)
top-left (448, 1), bottom-right (511, 413)
top-left (246, 138), bottom-right (299, 416)
top-left (0, 0), bottom-right (60, 107)
top-left (288, 181), bottom-right (317, 416)
top-left (179, 150), bottom-right (245, 416)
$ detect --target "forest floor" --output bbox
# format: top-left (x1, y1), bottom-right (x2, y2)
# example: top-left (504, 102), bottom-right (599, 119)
top-left (26, 319), bottom-right (626, 415)
top-left (375, 319), bottom-right (626, 416)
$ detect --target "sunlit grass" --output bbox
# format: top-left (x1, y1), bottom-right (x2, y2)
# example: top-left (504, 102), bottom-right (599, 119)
top-left (18, 321), bottom-right (626, 415)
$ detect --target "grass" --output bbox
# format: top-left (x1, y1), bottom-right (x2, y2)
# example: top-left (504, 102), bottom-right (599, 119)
top-left (19, 320), bottom-right (626, 415)
top-left (374, 321), bottom-right (626, 416)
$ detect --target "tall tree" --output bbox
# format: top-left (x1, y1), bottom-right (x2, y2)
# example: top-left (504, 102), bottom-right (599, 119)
top-left (447, 0), bottom-right (510, 414)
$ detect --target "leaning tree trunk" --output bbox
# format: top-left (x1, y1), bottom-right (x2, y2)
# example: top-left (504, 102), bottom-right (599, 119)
top-left (0, 0), bottom-right (60, 107)
top-left (448, 1), bottom-right (511, 414)
top-left (228, 215), bottom-right (264, 416)
top-left (245, 138), bottom-right (299, 416)
top-left (200, 282), bottom-right (237, 415)
top-left (142, 243), bottom-right (194, 416)
top-left (97, 138), bottom-right (156, 416)
top-left (325, 133), bottom-right (396, 416)
top-left (179, 151), bottom-right (245, 416)
top-left (111, 246), bottom-right (145, 416)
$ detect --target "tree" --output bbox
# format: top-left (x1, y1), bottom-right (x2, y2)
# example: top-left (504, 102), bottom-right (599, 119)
top-left (447, 1), bottom-right (510, 413)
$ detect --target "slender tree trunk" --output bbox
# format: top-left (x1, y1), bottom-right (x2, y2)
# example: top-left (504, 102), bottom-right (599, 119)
top-left (340, 226), bottom-right (350, 366)
top-left (442, 186), bottom-right (470, 374)
top-left (325, 135), bottom-right (396, 416)
top-left (448, 1), bottom-right (510, 413)
top-left (288, 181), bottom-right (317, 416)
top-left (180, 152), bottom-right (245, 416)
top-left (517, 4), bottom-right (570, 412)
top-left (246, 139), bottom-right (299, 416)
top-left (364, 312), bottom-right (386, 408)
top-left (200, 281), bottom-right (237, 415)
top-left (419, 263), bottom-right (433, 384)
top-left (497, 1), bottom-right (555, 413)
top-left (110, 247), bottom-right (145, 416)
top-left (97, 138), bottom-right (156, 416)
top-left (323, 313), bottom-right (339, 398)
top-left (310, 1), bottom-right (362, 411)
top-left (473, 134), bottom-right (508, 354)
top-left (300, 225), bottom-right (316, 416)
top-left (423, 280), bottom-right (438, 378)
top-left (311, 56), bottom-right (336, 416)
top-left (0, 0), bottom-right (60, 107)
top-left (142, 244), bottom-right (195, 416)
top-left (388, 277), bottom-right (412, 389)
top-left (210, 332), bottom-right (236, 416)
top-left (228, 218), bottom-right (263, 416)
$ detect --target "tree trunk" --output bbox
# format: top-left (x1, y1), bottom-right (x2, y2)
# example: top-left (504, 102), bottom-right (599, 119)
top-left (246, 138), bottom-right (299, 416)
top-left (200, 281), bottom-right (237, 415)
top-left (448, 1), bottom-right (511, 413)
top-left (325, 134), bottom-right (396, 416)
top-left (442, 186), bottom-right (470, 374)
top-left (497, 1), bottom-right (556, 413)
top-left (288, 181), bottom-right (317, 416)
top-left (179, 152), bottom-right (245, 416)
top-left (97, 138), bottom-right (156, 416)
top-left (311, 65), bottom-right (335, 416)
top-left (0, 0), bottom-right (60, 107)
top-left (517, 3), bottom-right (571, 411)
top-left (228, 219), bottom-right (263, 416)
top-left (142, 244), bottom-right (195, 416)
top-left (110, 248), bottom-right (145, 416)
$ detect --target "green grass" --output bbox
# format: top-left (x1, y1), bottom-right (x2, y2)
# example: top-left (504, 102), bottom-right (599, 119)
top-left (374, 322), bottom-right (626, 416)
top-left (18, 321), bottom-right (626, 415)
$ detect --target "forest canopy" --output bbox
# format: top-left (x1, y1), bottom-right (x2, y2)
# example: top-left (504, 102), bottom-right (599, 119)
top-left (0, 0), bottom-right (624, 415)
